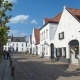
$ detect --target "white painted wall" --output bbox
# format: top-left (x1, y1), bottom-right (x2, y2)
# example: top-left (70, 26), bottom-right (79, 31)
top-left (11, 42), bottom-right (26, 52)
top-left (54, 7), bottom-right (80, 64)
top-left (4, 39), bottom-right (27, 52)
top-left (40, 23), bottom-right (58, 58)
top-left (36, 44), bottom-right (41, 56)
top-left (32, 28), bottom-right (36, 55)
top-left (27, 36), bottom-right (32, 53)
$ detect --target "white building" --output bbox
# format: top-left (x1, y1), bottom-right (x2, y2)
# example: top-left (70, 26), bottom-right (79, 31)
top-left (54, 6), bottom-right (80, 65)
top-left (27, 35), bottom-right (32, 54)
top-left (4, 35), bottom-right (27, 52)
top-left (40, 15), bottom-right (61, 59)
top-left (32, 28), bottom-right (40, 56)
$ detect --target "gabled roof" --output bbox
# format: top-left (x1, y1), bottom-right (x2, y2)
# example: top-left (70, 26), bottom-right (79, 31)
top-left (66, 8), bottom-right (80, 22)
top-left (8, 36), bottom-right (26, 42)
top-left (51, 12), bottom-right (62, 23)
top-left (44, 18), bottom-right (52, 23)
top-left (40, 13), bottom-right (62, 30)
top-left (34, 29), bottom-right (40, 44)
top-left (8, 36), bottom-right (12, 39)
top-left (11, 37), bottom-right (26, 42)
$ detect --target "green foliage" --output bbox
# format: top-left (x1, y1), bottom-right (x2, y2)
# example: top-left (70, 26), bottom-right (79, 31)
top-left (0, 0), bottom-right (13, 45)
top-left (0, 27), bottom-right (9, 45)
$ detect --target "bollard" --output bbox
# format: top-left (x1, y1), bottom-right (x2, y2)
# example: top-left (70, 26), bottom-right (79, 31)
top-left (11, 66), bottom-right (14, 77)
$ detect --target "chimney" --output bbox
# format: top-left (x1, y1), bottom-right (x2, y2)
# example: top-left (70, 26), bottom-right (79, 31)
top-left (11, 34), bottom-right (13, 40)
top-left (64, 5), bottom-right (66, 10)
top-left (24, 35), bottom-right (26, 41)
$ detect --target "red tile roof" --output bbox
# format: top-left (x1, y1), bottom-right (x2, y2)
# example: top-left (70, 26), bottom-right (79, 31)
top-left (67, 8), bottom-right (80, 21)
top-left (34, 29), bottom-right (40, 44)
top-left (51, 12), bottom-right (62, 23)
top-left (44, 18), bottom-right (52, 23)
top-left (44, 13), bottom-right (62, 24)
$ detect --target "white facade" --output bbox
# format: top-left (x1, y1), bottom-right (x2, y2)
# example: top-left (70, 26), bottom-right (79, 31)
top-left (37, 44), bottom-right (40, 56)
top-left (27, 35), bottom-right (32, 54)
top-left (32, 28), bottom-right (36, 55)
top-left (40, 22), bottom-right (58, 58)
top-left (10, 42), bottom-right (26, 52)
top-left (4, 37), bottom-right (27, 52)
top-left (54, 6), bottom-right (80, 65)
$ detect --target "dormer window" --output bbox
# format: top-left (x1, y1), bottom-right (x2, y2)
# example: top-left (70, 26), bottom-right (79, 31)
top-left (16, 39), bottom-right (19, 42)
top-left (59, 32), bottom-right (64, 40)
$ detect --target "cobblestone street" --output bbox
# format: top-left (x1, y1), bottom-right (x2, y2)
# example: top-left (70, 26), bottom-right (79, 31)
top-left (11, 53), bottom-right (80, 80)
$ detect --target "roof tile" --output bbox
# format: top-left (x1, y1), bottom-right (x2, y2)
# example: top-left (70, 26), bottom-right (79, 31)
top-left (34, 29), bottom-right (40, 44)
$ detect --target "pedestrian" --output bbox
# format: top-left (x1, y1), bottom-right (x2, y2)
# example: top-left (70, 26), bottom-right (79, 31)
top-left (3, 50), bottom-right (7, 60)
top-left (7, 51), bottom-right (10, 60)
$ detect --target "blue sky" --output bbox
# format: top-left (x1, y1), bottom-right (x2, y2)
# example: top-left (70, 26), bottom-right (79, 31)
top-left (7, 0), bottom-right (80, 40)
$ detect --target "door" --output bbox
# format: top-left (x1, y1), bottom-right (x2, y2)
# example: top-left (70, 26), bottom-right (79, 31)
top-left (50, 43), bottom-right (54, 59)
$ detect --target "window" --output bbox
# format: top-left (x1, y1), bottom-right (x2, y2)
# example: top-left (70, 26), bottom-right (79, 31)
top-left (8, 43), bottom-right (10, 46)
top-left (46, 46), bottom-right (48, 55)
top-left (22, 48), bottom-right (23, 51)
top-left (44, 31), bottom-right (45, 40)
top-left (17, 39), bottom-right (19, 42)
top-left (16, 43), bottom-right (18, 47)
top-left (5, 47), bottom-right (7, 51)
top-left (62, 47), bottom-right (66, 58)
top-left (22, 44), bottom-right (24, 47)
top-left (46, 29), bottom-right (48, 39)
top-left (40, 33), bottom-right (42, 41)
top-left (42, 32), bottom-right (43, 40)
top-left (75, 47), bottom-right (79, 59)
top-left (13, 43), bottom-right (14, 46)
top-left (59, 32), bottom-right (64, 40)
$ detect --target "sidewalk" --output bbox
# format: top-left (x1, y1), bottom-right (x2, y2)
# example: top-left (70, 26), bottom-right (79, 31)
top-left (0, 59), bottom-right (14, 80)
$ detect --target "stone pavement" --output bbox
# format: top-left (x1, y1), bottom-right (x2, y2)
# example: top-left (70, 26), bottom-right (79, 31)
top-left (0, 59), bottom-right (14, 80)
top-left (11, 53), bottom-right (80, 80)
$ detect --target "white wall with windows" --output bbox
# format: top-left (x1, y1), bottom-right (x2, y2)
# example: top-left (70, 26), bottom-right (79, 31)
top-left (54, 6), bottom-right (80, 65)
top-left (40, 23), bottom-right (58, 58)
top-left (10, 42), bottom-right (26, 52)
top-left (32, 29), bottom-right (36, 55)
top-left (4, 39), bottom-right (27, 52)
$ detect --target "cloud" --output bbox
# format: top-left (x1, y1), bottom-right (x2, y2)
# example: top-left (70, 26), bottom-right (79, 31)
top-left (31, 20), bottom-right (38, 24)
top-left (4, 0), bottom-right (17, 3)
top-left (8, 30), bottom-right (27, 37)
top-left (9, 15), bottom-right (29, 24)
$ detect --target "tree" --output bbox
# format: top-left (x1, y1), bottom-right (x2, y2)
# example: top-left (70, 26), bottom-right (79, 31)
top-left (0, 0), bottom-right (13, 53)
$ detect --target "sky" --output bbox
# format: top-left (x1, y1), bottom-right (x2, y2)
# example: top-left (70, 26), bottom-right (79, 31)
top-left (6, 0), bottom-right (80, 40)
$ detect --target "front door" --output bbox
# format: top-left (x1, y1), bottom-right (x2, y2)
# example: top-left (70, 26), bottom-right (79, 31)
top-left (16, 47), bottom-right (18, 52)
top-left (50, 43), bottom-right (54, 59)
top-left (69, 40), bottom-right (79, 64)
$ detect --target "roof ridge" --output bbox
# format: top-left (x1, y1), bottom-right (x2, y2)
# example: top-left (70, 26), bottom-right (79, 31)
top-left (66, 7), bottom-right (80, 10)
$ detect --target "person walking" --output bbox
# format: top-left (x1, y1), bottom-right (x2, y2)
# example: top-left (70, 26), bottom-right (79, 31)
top-left (3, 50), bottom-right (7, 60)
top-left (7, 51), bottom-right (10, 60)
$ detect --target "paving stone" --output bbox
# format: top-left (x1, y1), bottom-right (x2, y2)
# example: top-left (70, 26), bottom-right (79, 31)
top-left (11, 53), bottom-right (80, 80)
